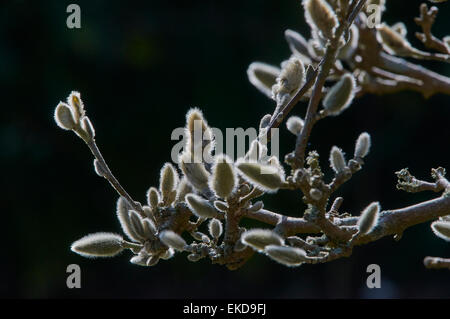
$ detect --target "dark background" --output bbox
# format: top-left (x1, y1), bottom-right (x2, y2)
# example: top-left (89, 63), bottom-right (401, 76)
top-left (1, 0), bottom-right (449, 298)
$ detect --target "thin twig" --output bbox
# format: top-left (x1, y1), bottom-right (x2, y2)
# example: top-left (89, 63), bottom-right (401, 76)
top-left (424, 256), bottom-right (450, 270)
top-left (414, 3), bottom-right (450, 55)
top-left (293, 0), bottom-right (368, 168)
top-left (86, 139), bottom-right (144, 215)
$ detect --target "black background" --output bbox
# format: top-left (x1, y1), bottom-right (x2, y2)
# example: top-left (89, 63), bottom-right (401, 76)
top-left (1, 0), bottom-right (449, 298)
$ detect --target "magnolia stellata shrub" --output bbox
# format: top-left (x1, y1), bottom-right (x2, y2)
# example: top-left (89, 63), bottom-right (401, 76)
top-left (55, 0), bottom-right (450, 271)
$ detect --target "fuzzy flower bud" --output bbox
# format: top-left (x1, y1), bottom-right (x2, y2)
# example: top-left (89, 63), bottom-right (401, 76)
top-left (81, 117), bottom-right (95, 140)
top-left (338, 24), bottom-right (359, 60)
top-left (116, 197), bottom-right (142, 242)
top-left (284, 29), bottom-right (313, 61)
top-left (67, 91), bottom-right (85, 121)
top-left (247, 62), bottom-right (281, 98)
top-left (431, 221), bottom-right (450, 241)
top-left (93, 159), bottom-right (107, 177)
top-left (376, 23), bottom-right (414, 56)
top-left (303, 0), bottom-right (338, 39)
top-left (329, 146), bottom-right (347, 173)
top-left (179, 152), bottom-right (211, 192)
top-left (213, 200), bottom-right (228, 212)
top-left (272, 57), bottom-right (305, 105)
top-left (354, 132), bottom-right (371, 158)
top-left (245, 140), bottom-right (267, 162)
top-left (358, 202), bottom-right (381, 234)
top-left (175, 177), bottom-right (192, 203)
top-left (159, 230), bottom-right (187, 251)
top-left (147, 187), bottom-right (160, 210)
top-left (286, 116), bottom-right (304, 135)
top-left (159, 163), bottom-right (179, 204)
top-left (236, 160), bottom-right (285, 193)
top-left (209, 155), bottom-right (237, 199)
top-left (186, 194), bottom-right (218, 219)
top-left (208, 219), bottom-right (223, 239)
top-left (71, 232), bottom-right (124, 258)
top-left (185, 108), bottom-right (213, 161)
top-left (241, 229), bottom-right (284, 251)
top-left (54, 103), bottom-right (77, 130)
top-left (323, 74), bottom-right (356, 116)
top-left (265, 245), bottom-right (307, 267)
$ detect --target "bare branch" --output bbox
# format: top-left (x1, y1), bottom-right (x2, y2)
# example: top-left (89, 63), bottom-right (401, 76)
top-left (293, 0), bottom-right (367, 169)
top-left (424, 256), bottom-right (450, 270)
top-left (414, 3), bottom-right (450, 55)
top-left (86, 139), bottom-right (145, 216)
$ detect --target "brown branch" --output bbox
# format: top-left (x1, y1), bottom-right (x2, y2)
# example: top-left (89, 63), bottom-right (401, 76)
top-left (263, 66), bottom-right (318, 141)
top-left (356, 20), bottom-right (450, 98)
top-left (86, 139), bottom-right (145, 216)
top-left (377, 53), bottom-right (450, 98)
top-left (424, 256), bottom-right (450, 270)
top-left (354, 196), bottom-right (450, 245)
top-left (396, 167), bottom-right (450, 194)
top-left (243, 194), bottom-right (450, 265)
top-left (414, 3), bottom-right (450, 55)
top-left (358, 77), bottom-right (424, 96)
top-left (293, 0), bottom-right (368, 169)
top-left (243, 208), bottom-right (359, 236)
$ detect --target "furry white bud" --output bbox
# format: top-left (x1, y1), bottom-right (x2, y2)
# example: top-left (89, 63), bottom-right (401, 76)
top-left (185, 108), bottom-right (214, 161)
top-left (159, 163), bottom-right (179, 204)
top-left (358, 202), bottom-right (380, 234)
top-left (142, 218), bottom-right (157, 238)
top-left (259, 114), bottom-right (272, 130)
top-left (93, 159), bottom-right (107, 177)
top-left (130, 254), bottom-right (149, 266)
top-left (67, 91), bottom-right (85, 121)
top-left (214, 200), bottom-right (229, 212)
top-left (354, 132), bottom-right (371, 158)
top-left (128, 210), bottom-right (146, 241)
top-left (236, 160), bottom-right (284, 193)
top-left (147, 187), bottom-right (160, 210)
top-left (159, 230), bottom-right (187, 251)
top-left (286, 116), bottom-right (304, 135)
top-left (329, 146), bottom-right (347, 173)
top-left (303, 0), bottom-right (338, 39)
top-left (179, 152), bottom-right (210, 192)
top-left (146, 256), bottom-right (160, 267)
top-left (272, 57), bottom-right (305, 104)
top-left (71, 232), bottom-right (124, 258)
top-left (186, 194), bottom-right (218, 219)
top-left (81, 117), bottom-right (95, 140)
top-left (431, 221), bottom-right (450, 241)
top-left (54, 103), bottom-right (76, 130)
top-left (116, 197), bottom-right (141, 242)
top-left (245, 140), bottom-right (267, 162)
top-left (376, 23), bottom-right (413, 56)
top-left (160, 248), bottom-right (175, 260)
top-left (209, 155), bottom-right (237, 198)
top-left (241, 229), bottom-right (284, 251)
top-left (338, 24), bottom-right (359, 60)
top-left (285, 29), bottom-right (313, 61)
top-left (201, 235), bottom-right (211, 244)
top-left (208, 219), bottom-right (223, 239)
top-left (175, 177), bottom-right (192, 203)
top-left (265, 245), bottom-right (307, 267)
top-left (323, 74), bottom-right (356, 116)
top-left (247, 62), bottom-right (281, 98)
